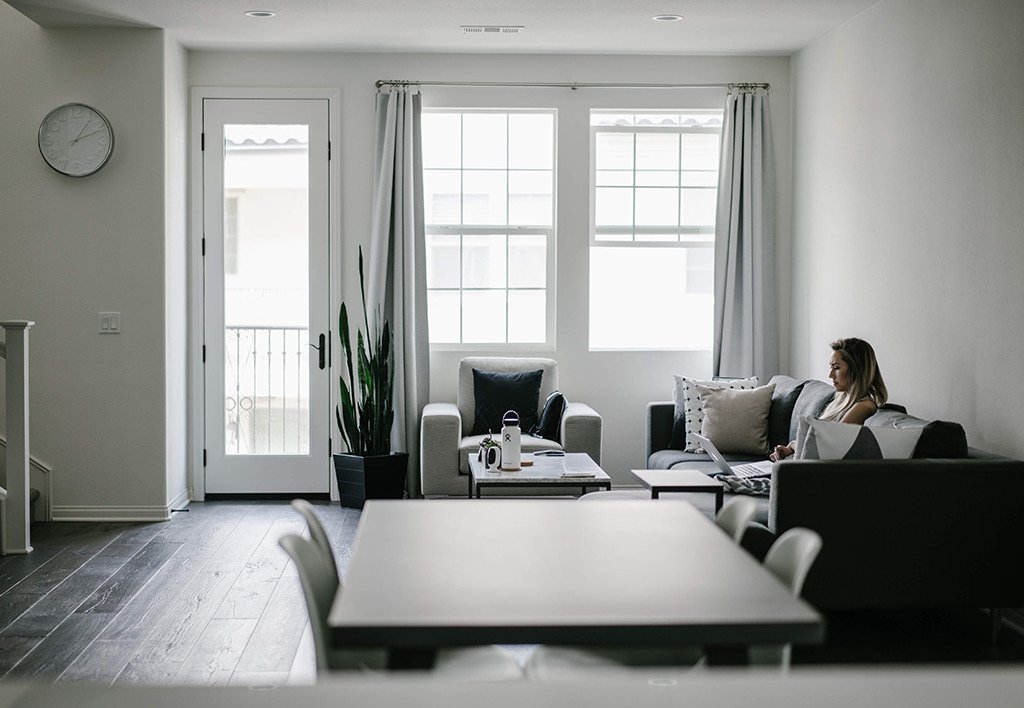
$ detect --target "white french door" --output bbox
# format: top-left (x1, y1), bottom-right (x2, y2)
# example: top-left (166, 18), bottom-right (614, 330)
top-left (202, 98), bottom-right (330, 493)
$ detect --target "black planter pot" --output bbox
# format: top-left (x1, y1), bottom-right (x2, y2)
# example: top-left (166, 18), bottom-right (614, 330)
top-left (333, 452), bottom-right (409, 509)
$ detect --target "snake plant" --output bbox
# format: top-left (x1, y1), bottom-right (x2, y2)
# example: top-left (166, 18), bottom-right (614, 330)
top-left (335, 247), bottom-right (394, 456)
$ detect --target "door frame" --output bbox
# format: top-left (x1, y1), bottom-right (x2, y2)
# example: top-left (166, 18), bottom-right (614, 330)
top-left (189, 86), bottom-right (342, 501)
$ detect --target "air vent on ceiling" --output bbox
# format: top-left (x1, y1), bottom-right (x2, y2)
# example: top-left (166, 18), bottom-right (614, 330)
top-left (460, 25), bottom-right (525, 35)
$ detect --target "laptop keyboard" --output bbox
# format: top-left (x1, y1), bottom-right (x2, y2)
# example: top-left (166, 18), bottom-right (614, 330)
top-left (730, 462), bottom-right (773, 479)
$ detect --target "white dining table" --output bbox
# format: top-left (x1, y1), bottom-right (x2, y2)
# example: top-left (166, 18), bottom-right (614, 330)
top-left (327, 499), bottom-right (823, 667)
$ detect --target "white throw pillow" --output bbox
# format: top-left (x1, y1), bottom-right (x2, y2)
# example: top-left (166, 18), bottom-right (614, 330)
top-left (697, 383), bottom-right (776, 456)
top-left (795, 416), bottom-right (922, 460)
top-left (673, 375), bottom-right (759, 453)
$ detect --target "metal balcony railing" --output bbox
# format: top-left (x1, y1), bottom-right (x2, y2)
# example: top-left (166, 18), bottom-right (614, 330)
top-left (224, 326), bottom-right (310, 455)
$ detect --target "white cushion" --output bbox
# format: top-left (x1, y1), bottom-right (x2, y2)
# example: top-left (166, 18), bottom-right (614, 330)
top-left (673, 375), bottom-right (758, 452)
top-left (796, 416), bottom-right (922, 460)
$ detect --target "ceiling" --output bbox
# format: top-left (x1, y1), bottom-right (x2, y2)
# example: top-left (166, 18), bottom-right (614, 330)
top-left (5, 0), bottom-right (881, 54)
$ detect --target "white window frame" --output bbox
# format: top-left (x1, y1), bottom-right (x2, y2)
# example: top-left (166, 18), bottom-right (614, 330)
top-left (424, 108), bottom-right (557, 351)
top-left (588, 110), bottom-right (722, 352)
top-left (589, 111), bottom-right (722, 248)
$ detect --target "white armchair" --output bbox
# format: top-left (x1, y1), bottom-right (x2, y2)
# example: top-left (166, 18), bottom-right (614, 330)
top-left (420, 357), bottom-right (603, 497)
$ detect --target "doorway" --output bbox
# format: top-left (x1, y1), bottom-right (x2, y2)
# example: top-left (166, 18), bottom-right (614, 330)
top-left (200, 98), bottom-right (330, 494)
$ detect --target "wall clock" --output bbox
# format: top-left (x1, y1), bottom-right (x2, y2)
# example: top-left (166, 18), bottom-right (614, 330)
top-left (37, 103), bottom-right (114, 177)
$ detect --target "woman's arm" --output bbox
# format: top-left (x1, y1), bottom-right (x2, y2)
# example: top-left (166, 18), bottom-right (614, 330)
top-left (840, 400), bottom-right (878, 425)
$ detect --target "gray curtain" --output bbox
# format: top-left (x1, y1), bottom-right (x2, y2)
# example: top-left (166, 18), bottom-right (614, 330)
top-left (713, 88), bottom-right (778, 380)
top-left (367, 87), bottom-right (430, 498)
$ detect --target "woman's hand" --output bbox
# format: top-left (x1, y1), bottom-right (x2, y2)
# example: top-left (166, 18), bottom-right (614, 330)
top-left (769, 444), bottom-right (794, 462)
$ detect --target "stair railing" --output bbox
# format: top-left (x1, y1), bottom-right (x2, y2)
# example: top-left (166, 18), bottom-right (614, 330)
top-left (1, 320), bottom-right (34, 554)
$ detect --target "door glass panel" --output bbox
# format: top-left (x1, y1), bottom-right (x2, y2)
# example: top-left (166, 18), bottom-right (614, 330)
top-left (222, 124), bottom-right (310, 455)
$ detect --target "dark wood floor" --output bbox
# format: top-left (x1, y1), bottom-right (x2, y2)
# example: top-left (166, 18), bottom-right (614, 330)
top-left (0, 501), bottom-right (361, 685)
top-left (1, 500), bottom-right (1022, 685)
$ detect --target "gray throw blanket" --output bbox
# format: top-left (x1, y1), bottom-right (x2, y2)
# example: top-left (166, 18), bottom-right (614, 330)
top-left (717, 474), bottom-right (771, 496)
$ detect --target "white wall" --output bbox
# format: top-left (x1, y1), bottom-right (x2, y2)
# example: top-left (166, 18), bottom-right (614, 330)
top-left (164, 35), bottom-right (190, 508)
top-left (0, 3), bottom-right (173, 519)
top-left (190, 51), bottom-right (792, 486)
top-left (791, 0), bottom-right (1024, 455)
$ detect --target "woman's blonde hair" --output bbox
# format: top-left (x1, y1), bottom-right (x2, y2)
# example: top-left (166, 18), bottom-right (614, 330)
top-left (821, 337), bottom-right (888, 422)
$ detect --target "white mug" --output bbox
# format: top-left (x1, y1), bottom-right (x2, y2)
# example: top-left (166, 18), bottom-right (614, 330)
top-left (483, 445), bottom-right (502, 472)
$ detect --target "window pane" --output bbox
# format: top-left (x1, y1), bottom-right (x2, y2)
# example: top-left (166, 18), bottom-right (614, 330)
top-left (635, 233), bottom-right (679, 242)
top-left (596, 170), bottom-right (633, 187)
top-left (682, 133), bottom-right (720, 171)
top-left (681, 188), bottom-right (717, 227)
top-left (686, 247), bottom-right (714, 295)
top-left (462, 234), bottom-right (506, 288)
top-left (508, 290), bottom-right (546, 343)
top-left (508, 234), bottom-right (546, 288)
top-left (636, 171), bottom-right (678, 187)
top-left (427, 290), bottom-right (460, 342)
top-left (595, 187), bottom-right (633, 227)
top-left (509, 113), bottom-right (553, 169)
top-left (422, 113), bottom-right (461, 168)
top-left (463, 113), bottom-right (507, 169)
top-left (636, 133), bottom-right (679, 170)
top-left (509, 170), bottom-right (552, 226)
top-left (590, 247), bottom-right (712, 350)
top-left (595, 133), bottom-right (633, 170)
top-left (635, 188), bottom-right (679, 227)
top-left (594, 232), bottom-right (634, 242)
top-left (634, 113), bottom-right (680, 127)
top-left (681, 170), bottom-right (718, 187)
top-left (462, 290), bottom-right (507, 343)
top-left (424, 169), bottom-right (461, 224)
top-left (462, 170), bottom-right (507, 225)
top-left (426, 233), bottom-right (460, 288)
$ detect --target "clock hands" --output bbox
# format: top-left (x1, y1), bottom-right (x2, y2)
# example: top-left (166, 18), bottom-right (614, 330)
top-left (69, 119), bottom-right (93, 145)
top-left (71, 128), bottom-right (105, 144)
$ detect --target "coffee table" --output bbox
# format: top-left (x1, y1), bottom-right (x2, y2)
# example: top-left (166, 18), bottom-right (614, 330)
top-left (631, 466), bottom-right (725, 511)
top-left (468, 452), bottom-right (611, 498)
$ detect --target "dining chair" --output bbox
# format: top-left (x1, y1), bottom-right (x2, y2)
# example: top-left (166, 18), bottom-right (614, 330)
top-left (715, 496), bottom-right (758, 543)
top-left (283, 504), bottom-right (524, 681)
top-left (290, 498), bottom-right (338, 578)
top-left (748, 527), bottom-right (823, 670)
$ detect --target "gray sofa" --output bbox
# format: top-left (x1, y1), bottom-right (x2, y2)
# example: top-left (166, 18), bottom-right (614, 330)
top-left (646, 375), bottom-right (1024, 612)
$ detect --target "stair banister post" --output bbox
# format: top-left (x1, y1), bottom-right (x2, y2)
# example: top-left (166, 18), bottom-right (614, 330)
top-left (1, 320), bottom-right (34, 555)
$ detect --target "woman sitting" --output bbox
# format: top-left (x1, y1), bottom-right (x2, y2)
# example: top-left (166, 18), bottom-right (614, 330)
top-left (770, 337), bottom-right (888, 461)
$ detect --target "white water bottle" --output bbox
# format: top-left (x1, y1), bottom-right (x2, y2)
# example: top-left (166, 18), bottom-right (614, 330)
top-left (500, 410), bottom-right (521, 470)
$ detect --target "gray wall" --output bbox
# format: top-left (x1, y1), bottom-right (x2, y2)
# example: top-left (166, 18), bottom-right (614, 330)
top-left (790, 0), bottom-right (1024, 455)
top-left (190, 51), bottom-right (793, 487)
top-left (0, 4), bottom-right (179, 518)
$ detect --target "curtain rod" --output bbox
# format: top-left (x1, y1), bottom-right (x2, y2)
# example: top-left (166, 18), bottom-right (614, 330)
top-left (375, 79), bottom-right (768, 91)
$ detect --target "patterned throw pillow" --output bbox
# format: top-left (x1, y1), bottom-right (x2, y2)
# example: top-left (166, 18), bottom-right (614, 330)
top-left (673, 375), bottom-right (759, 453)
top-left (795, 416), bottom-right (922, 460)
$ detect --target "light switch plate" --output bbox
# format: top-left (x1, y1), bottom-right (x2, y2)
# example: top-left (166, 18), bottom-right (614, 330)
top-left (99, 312), bottom-right (122, 334)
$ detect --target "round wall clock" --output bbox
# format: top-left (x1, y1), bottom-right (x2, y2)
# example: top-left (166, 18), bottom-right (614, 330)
top-left (37, 103), bottom-right (114, 177)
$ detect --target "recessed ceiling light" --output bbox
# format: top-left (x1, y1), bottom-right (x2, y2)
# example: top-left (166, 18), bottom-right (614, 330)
top-left (653, 15), bottom-right (683, 22)
top-left (245, 10), bottom-right (276, 18)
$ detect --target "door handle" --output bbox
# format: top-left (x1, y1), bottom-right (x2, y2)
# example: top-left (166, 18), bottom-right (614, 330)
top-left (310, 333), bottom-right (326, 369)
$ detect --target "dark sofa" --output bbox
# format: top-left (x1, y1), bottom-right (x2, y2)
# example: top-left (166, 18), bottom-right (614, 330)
top-left (646, 375), bottom-right (1024, 612)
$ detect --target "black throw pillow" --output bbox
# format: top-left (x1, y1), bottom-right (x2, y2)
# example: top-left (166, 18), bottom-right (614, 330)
top-left (471, 369), bottom-right (543, 436)
top-left (529, 390), bottom-right (567, 442)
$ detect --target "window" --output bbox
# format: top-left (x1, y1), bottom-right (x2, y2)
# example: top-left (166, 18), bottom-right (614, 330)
top-left (588, 110), bottom-right (722, 350)
top-left (422, 110), bottom-right (556, 346)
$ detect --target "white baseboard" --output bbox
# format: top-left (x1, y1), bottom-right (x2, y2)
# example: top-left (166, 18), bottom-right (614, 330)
top-left (167, 488), bottom-right (191, 512)
top-left (51, 505), bottom-right (173, 522)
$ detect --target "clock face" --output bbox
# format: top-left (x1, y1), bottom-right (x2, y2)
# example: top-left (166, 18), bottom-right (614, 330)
top-left (38, 103), bottom-right (114, 177)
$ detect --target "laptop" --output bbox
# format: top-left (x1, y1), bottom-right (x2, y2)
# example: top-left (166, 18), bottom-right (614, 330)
top-left (691, 433), bottom-right (774, 479)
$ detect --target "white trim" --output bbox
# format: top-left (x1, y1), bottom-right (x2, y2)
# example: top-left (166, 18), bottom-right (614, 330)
top-left (0, 430), bottom-right (51, 522)
top-left (188, 86), bottom-right (342, 502)
top-left (52, 505), bottom-right (174, 522)
top-left (167, 488), bottom-right (191, 513)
